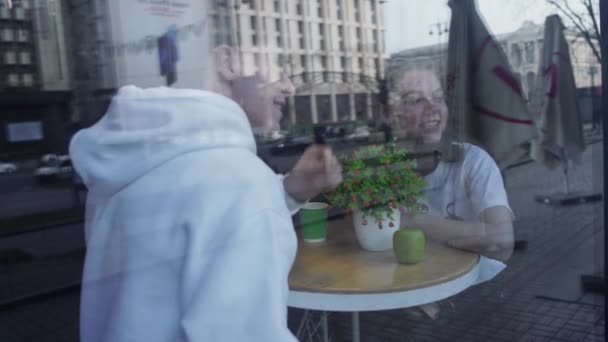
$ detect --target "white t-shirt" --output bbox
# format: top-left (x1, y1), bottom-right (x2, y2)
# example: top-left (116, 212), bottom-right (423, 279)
top-left (419, 143), bottom-right (513, 284)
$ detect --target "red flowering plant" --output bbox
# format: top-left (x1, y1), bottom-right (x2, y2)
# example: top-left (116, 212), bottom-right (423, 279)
top-left (324, 142), bottom-right (426, 228)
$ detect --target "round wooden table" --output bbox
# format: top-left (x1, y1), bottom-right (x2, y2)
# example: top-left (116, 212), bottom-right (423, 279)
top-left (288, 216), bottom-right (480, 342)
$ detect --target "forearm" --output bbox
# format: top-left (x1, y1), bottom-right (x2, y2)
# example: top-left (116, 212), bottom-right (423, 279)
top-left (279, 174), bottom-right (306, 215)
top-left (406, 214), bottom-right (514, 261)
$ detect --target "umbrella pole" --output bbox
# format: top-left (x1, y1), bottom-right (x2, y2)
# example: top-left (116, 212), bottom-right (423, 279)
top-left (562, 160), bottom-right (570, 195)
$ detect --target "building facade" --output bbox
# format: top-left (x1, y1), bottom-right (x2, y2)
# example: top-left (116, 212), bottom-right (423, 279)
top-left (66, 0), bottom-right (388, 127)
top-left (0, 0), bottom-right (73, 158)
top-left (209, 0), bottom-right (389, 127)
top-left (391, 21), bottom-right (602, 101)
top-left (0, 0), bottom-right (71, 91)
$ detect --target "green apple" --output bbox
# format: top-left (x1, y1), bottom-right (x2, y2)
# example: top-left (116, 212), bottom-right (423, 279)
top-left (393, 229), bottom-right (425, 264)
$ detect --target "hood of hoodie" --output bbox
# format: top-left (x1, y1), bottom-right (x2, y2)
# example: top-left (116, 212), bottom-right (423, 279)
top-left (70, 85), bottom-right (257, 197)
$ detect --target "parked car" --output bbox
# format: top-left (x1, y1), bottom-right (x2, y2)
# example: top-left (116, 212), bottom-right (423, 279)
top-left (41, 154), bottom-right (70, 165)
top-left (346, 126), bottom-right (371, 141)
top-left (269, 135), bottom-right (312, 156)
top-left (0, 162), bottom-right (17, 174)
top-left (34, 158), bottom-right (73, 184)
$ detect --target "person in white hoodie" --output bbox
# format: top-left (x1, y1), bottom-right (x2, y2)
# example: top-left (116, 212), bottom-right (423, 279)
top-left (70, 20), bottom-right (342, 342)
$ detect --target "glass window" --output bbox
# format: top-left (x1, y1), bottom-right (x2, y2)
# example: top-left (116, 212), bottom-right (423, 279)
top-left (525, 41), bottom-right (535, 64)
top-left (19, 51), bottom-right (30, 64)
top-left (4, 50), bottom-right (16, 64)
top-left (22, 72), bottom-right (33, 86)
top-left (6, 72), bottom-right (19, 86)
top-left (1, 28), bottom-right (14, 42)
top-left (0, 2), bottom-right (602, 341)
top-left (511, 44), bottom-right (522, 67)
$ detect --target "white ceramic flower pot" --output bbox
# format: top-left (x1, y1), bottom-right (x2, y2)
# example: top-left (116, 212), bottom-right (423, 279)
top-left (353, 208), bottom-right (401, 251)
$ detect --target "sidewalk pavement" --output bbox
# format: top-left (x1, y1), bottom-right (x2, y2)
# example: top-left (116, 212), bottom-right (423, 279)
top-left (0, 141), bottom-right (604, 342)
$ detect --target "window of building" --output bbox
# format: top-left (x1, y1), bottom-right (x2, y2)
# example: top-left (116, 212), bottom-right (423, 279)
top-left (296, 0), bottom-right (302, 15)
top-left (317, 95), bottom-right (332, 123)
top-left (301, 55), bottom-right (307, 68)
top-left (317, 0), bottom-right (323, 17)
top-left (298, 21), bottom-right (304, 34)
top-left (19, 51), bottom-right (30, 64)
top-left (250, 16), bottom-right (257, 30)
top-left (0, 7), bottom-right (9, 19)
top-left (246, 0), bottom-right (256, 10)
top-left (16, 29), bottom-right (28, 42)
top-left (295, 95), bottom-right (313, 125)
top-left (5, 51), bottom-right (16, 64)
top-left (7, 73), bottom-right (19, 86)
top-left (321, 56), bottom-right (328, 69)
top-left (251, 33), bottom-right (258, 46)
top-left (338, 26), bottom-right (344, 39)
top-left (524, 41), bottom-right (535, 64)
top-left (511, 44), bottom-right (522, 67)
top-left (22, 73), bottom-right (33, 86)
top-left (13, 7), bottom-right (26, 20)
top-left (355, 93), bottom-right (367, 121)
top-left (371, 0), bottom-right (377, 24)
top-left (337, 94), bottom-right (350, 116)
top-left (337, 0), bottom-right (343, 19)
top-left (319, 23), bottom-right (325, 36)
top-left (275, 18), bottom-right (281, 32)
top-left (354, 0), bottom-right (361, 21)
top-left (274, 0), bottom-right (280, 12)
top-left (340, 56), bottom-right (347, 69)
top-left (2, 28), bottom-right (14, 42)
top-left (299, 37), bottom-right (305, 49)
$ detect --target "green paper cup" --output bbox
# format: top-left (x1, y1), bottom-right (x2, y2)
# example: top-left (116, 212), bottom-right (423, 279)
top-left (300, 202), bottom-right (329, 243)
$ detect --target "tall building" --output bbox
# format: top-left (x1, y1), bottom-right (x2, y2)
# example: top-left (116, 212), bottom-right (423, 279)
top-left (210, 0), bottom-right (389, 127)
top-left (0, 0), bottom-right (71, 91)
top-left (0, 0), bottom-right (37, 90)
top-left (391, 21), bottom-right (601, 101)
top-left (0, 0), bottom-right (72, 158)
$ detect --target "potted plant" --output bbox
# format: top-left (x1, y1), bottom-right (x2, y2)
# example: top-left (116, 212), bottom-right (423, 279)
top-left (325, 143), bottom-right (426, 251)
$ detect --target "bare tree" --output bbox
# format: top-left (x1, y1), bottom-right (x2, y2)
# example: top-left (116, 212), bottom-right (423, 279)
top-left (546, 0), bottom-right (601, 63)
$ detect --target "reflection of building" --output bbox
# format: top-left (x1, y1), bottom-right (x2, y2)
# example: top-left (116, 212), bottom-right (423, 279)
top-left (0, 0), bottom-right (73, 157)
top-left (67, 0), bottom-right (388, 127)
top-left (211, 0), bottom-right (389, 127)
top-left (391, 21), bottom-right (602, 100)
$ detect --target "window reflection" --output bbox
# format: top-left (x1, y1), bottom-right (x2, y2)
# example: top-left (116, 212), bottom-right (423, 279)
top-left (0, 1), bottom-right (603, 341)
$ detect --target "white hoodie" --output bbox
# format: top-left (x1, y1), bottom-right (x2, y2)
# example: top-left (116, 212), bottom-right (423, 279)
top-left (70, 86), bottom-right (298, 342)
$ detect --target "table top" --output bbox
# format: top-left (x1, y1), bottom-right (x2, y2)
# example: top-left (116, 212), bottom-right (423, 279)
top-left (288, 216), bottom-right (480, 311)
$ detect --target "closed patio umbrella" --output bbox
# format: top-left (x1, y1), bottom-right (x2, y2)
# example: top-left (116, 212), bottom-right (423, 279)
top-left (529, 15), bottom-right (600, 205)
top-left (446, 0), bottom-right (537, 164)
top-left (529, 15), bottom-right (586, 170)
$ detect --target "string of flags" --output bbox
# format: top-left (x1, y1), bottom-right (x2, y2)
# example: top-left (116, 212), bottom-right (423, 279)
top-left (77, 18), bottom-right (207, 58)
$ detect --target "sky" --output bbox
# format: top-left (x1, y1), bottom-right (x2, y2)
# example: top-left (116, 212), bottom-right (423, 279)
top-left (384, 0), bottom-right (559, 53)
